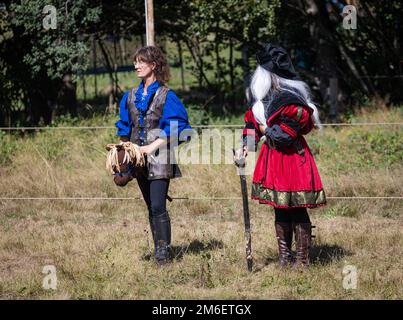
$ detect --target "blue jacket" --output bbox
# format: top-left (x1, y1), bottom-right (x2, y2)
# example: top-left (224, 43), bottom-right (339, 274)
top-left (115, 82), bottom-right (192, 141)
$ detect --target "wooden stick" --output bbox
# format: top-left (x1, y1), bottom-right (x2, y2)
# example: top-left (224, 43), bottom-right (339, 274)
top-left (145, 0), bottom-right (155, 46)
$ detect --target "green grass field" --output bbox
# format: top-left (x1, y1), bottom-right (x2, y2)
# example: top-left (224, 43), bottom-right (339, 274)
top-left (0, 106), bottom-right (402, 299)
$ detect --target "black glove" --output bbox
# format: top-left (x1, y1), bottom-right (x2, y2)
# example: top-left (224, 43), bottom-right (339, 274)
top-left (280, 115), bottom-right (301, 135)
top-left (264, 124), bottom-right (294, 148)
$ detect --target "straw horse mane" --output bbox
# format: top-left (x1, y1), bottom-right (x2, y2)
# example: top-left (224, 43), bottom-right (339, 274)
top-left (105, 141), bottom-right (145, 174)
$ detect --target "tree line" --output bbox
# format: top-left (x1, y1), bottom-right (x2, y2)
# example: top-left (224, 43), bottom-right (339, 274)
top-left (0, 0), bottom-right (401, 126)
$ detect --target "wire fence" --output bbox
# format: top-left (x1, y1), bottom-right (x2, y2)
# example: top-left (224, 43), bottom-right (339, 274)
top-left (0, 196), bottom-right (402, 201)
top-left (0, 122), bottom-right (401, 202)
top-left (0, 122), bottom-right (403, 131)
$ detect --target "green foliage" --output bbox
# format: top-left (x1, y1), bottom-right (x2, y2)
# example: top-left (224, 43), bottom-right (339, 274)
top-left (49, 114), bottom-right (81, 127)
top-left (0, 6), bottom-right (13, 43)
top-left (0, 1), bottom-right (101, 126)
top-left (347, 129), bottom-right (403, 167)
top-left (186, 0), bottom-right (279, 43)
top-left (186, 104), bottom-right (211, 125)
top-left (34, 131), bottom-right (69, 162)
top-left (0, 131), bottom-right (19, 165)
top-left (162, 0), bottom-right (280, 96)
top-left (324, 204), bottom-right (358, 218)
top-left (10, 1), bottom-right (101, 80)
top-left (0, 6), bottom-right (23, 117)
top-left (307, 124), bottom-right (402, 175)
top-left (1, 0), bottom-right (402, 126)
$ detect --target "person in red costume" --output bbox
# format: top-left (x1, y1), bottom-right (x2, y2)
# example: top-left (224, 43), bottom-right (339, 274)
top-left (235, 43), bottom-right (327, 268)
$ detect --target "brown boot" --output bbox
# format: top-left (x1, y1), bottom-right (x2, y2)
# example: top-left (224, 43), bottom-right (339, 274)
top-left (293, 222), bottom-right (312, 268)
top-left (274, 222), bottom-right (293, 267)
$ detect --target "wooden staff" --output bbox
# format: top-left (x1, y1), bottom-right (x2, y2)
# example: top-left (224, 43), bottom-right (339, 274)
top-left (145, 0), bottom-right (155, 46)
top-left (233, 149), bottom-right (253, 272)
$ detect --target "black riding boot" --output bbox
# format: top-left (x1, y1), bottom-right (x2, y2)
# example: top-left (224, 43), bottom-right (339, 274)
top-left (153, 211), bottom-right (172, 265)
top-left (148, 215), bottom-right (157, 253)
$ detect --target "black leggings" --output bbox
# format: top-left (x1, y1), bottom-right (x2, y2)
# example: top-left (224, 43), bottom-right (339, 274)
top-left (137, 175), bottom-right (170, 217)
top-left (274, 207), bottom-right (311, 223)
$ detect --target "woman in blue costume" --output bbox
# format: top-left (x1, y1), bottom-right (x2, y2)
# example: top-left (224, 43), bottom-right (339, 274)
top-left (115, 46), bottom-right (192, 265)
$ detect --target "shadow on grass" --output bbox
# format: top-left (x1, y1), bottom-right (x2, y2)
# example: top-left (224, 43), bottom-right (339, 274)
top-left (141, 239), bottom-right (224, 262)
top-left (310, 244), bottom-right (352, 265)
top-left (255, 243), bottom-right (352, 272)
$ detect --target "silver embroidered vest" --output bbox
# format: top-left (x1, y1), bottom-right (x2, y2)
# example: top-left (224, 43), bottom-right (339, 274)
top-left (127, 86), bottom-right (182, 180)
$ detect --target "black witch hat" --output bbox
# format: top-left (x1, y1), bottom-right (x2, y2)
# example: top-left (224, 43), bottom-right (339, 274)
top-left (256, 43), bottom-right (299, 80)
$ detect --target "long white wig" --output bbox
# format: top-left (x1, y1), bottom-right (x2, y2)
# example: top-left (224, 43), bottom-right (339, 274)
top-left (250, 66), bottom-right (322, 129)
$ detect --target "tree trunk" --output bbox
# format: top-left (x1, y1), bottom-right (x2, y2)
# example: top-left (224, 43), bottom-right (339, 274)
top-left (82, 75), bottom-right (87, 101)
top-left (177, 40), bottom-right (186, 90)
top-left (97, 39), bottom-right (118, 112)
top-left (241, 44), bottom-right (250, 89)
top-left (215, 23), bottom-right (221, 87)
top-left (113, 37), bottom-right (119, 111)
top-left (184, 37), bottom-right (211, 88)
top-left (229, 37), bottom-right (235, 108)
top-left (214, 25), bottom-right (222, 105)
top-left (119, 36), bottom-right (125, 66)
top-left (229, 38), bottom-right (234, 93)
top-left (303, 0), bottom-right (341, 115)
top-left (92, 36), bottom-right (98, 98)
top-left (57, 73), bottom-right (77, 117)
top-left (28, 87), bottom-right (53, 125)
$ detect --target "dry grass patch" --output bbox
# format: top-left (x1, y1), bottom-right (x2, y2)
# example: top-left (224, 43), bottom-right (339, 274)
top-left (0, 107), bottom-right (401, 299)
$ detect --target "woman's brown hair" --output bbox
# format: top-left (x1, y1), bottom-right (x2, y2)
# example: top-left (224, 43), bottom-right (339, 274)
top-left (133, 46), bottom-right (170, 85)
